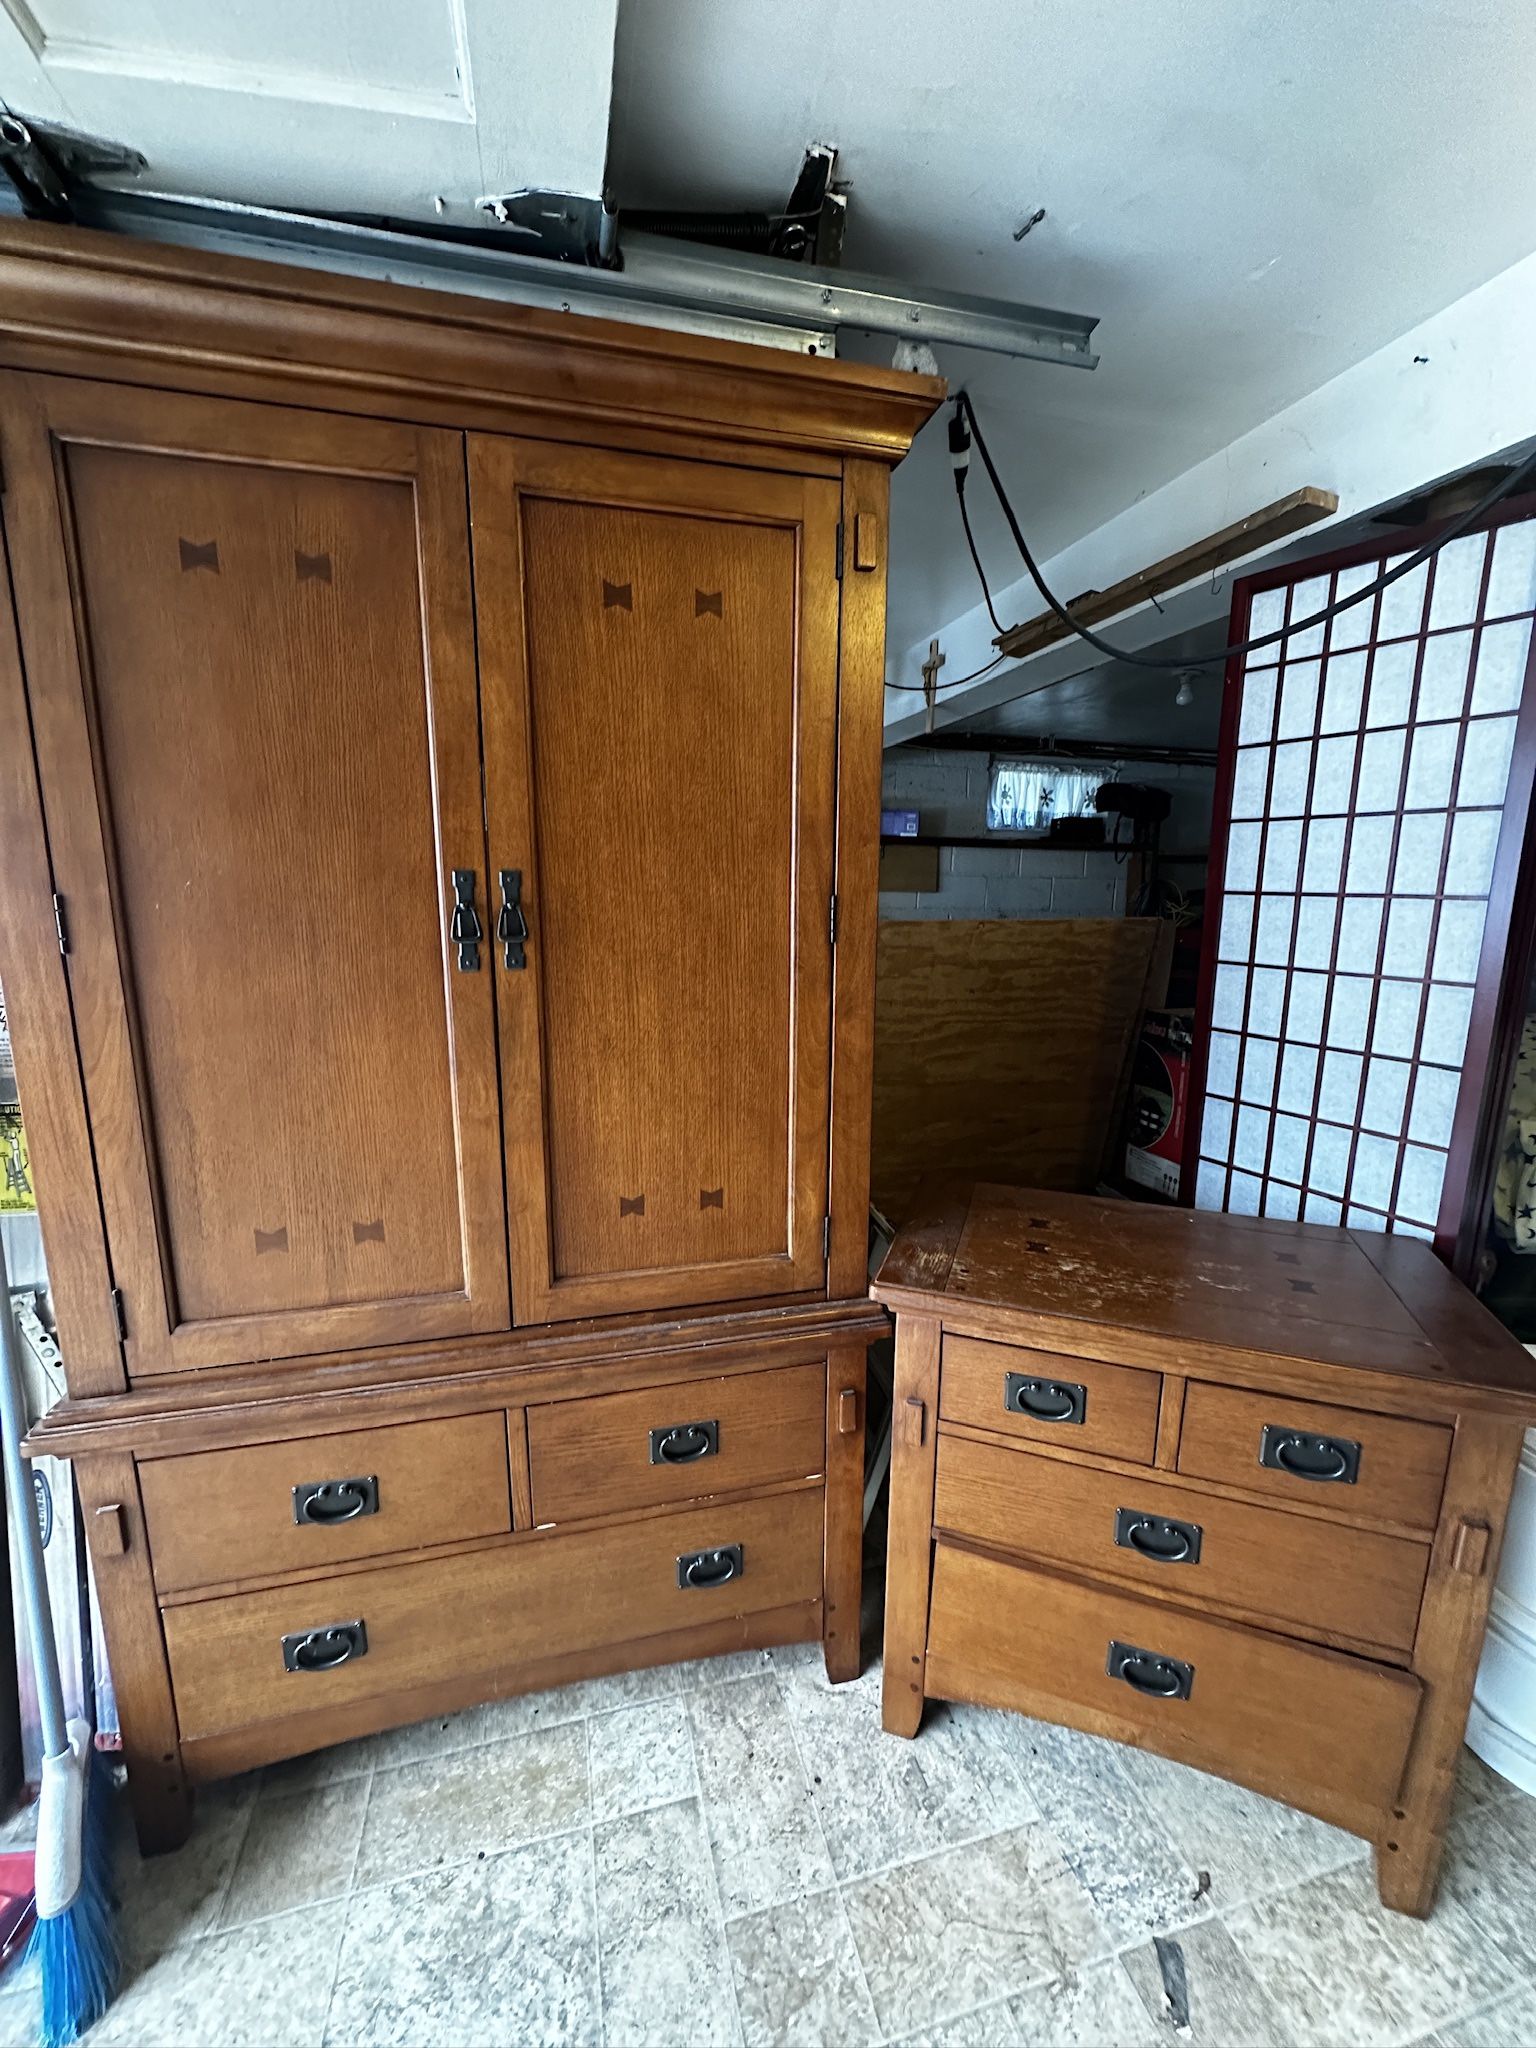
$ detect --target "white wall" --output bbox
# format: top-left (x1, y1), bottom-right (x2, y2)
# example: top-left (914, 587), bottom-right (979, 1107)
top-left (890, 251), bottom-right (1536, 745)
top-left (878, 748), bottom-right (1214, 921)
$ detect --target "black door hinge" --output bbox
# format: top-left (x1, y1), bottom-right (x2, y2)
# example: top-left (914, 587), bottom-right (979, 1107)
top-left (822, 1215), bottom-right (831, 1261)
top-left (835, 520), bottom-right (844, 581)
top-left (110, 1287), bottom-right (127, 1342)
top-left (52, 893), bottom-right (69, 955)
top-left (829, 892), bottom-right (839, 946)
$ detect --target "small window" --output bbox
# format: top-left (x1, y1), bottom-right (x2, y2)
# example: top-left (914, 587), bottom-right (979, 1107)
top-left (986, 758), bottom-right (1104, 833)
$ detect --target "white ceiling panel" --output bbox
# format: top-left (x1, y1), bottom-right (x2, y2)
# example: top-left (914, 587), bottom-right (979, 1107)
top-left (0, 0), bottom-right (617, 223)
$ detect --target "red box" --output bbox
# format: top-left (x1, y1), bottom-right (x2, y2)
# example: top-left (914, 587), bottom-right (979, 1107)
top-left (1124, 1011), bottom-right (1194, 1201)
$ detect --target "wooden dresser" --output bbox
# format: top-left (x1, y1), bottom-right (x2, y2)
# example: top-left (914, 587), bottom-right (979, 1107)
top-left (0, 220), bottom-right (941, 1849)
top-left (877, 1180), bottom-right (1536, 1915)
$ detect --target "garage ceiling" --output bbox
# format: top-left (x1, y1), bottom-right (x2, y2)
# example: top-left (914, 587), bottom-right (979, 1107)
top-left (609, 0), bottom-right (1536, 675)
top-left (5, 0), bottom-right (1534, 713)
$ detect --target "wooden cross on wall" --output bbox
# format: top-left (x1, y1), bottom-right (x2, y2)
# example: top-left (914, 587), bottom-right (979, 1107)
top-left (921, 637), bottom-right (945, 735)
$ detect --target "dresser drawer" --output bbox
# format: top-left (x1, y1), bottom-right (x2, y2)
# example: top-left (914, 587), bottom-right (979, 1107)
top-left (139, 1413), bottom-right (513, 1595)
top-left (925, 1544), bottom-right (1420, 1830)
top-left (934, 1435), bottom-right (1429, 1653)
top-left (527, 1362), bottom-right (826, 1523)
top-left (940, 1334), bottom-right (1160, 1464)
top-left (164, 1485), bottom-right (823, 1742)
top-left (1177, 1382), bottom-right (1452, 1531)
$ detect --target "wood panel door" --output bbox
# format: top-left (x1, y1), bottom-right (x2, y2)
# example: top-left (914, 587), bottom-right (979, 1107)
top-left (470, 440), bottom-right (839, 1323)
top-left (1, 376), bottom-right (509, 1374)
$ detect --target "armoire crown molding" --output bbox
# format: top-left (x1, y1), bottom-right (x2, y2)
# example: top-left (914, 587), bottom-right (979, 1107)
top-left (0, 219), bottom-right (945, 464)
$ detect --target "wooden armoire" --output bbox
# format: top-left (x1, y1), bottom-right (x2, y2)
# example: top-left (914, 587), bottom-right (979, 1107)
top-left (0, 221), bottom-right (941, 1848)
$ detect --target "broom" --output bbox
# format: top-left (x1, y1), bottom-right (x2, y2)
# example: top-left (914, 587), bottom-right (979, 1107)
top-left (0, 1232), bottom-right (118, 2046)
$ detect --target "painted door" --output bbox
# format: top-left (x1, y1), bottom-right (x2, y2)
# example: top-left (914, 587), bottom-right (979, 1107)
top-left (471, 438), bottom-right (840, 1323)
top-left (1, 375), bottom-right (509, 1373)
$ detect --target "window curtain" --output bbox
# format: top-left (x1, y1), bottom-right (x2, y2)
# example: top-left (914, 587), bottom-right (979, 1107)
top-left (987, 759), bottom-right (1104, 833)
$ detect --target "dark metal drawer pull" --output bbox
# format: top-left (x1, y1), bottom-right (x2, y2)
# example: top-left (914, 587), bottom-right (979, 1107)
top-left (1259, 1424), bottom-right (1361, 1485)
top-left (1114, 1507), bottom-right (1202, 1565)
top-left (1107, 1639), bottom-right (1194, 1701)
top-left (291, 1475), bottom-right (379, 1526)
top-left (650, 1420), bottom-right (720, 1467)
top-left (1004, 1373), bottom-right (1086, 1426)
top-left (677, 1544), bottom-right (742, 1590)
top-left (282, 1619), bottom-right (368, 1674)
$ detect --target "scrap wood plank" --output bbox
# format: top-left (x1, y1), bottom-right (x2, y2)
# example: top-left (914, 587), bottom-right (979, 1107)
top-left (872, 916), bottom-right (1162, 1222)
top-left (993, 486), bottom-right (1338, 660)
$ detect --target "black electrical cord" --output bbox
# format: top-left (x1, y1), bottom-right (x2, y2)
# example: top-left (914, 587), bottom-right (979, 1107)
top-left (956, 481), bottom-right (1005, 636)
top-left (884, 650), bottom-right (1008, 695)
top-left (955, 388), bottom-right (1536, 673)
top-left (884, 410), bottom-right (1007, 694)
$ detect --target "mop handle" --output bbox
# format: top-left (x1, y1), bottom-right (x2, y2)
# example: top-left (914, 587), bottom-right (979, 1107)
top-left (0, 1229), bottom-right (69, 1765)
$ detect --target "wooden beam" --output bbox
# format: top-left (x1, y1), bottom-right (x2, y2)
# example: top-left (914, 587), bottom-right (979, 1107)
top-left (993, 486), bottom-right (1339, 660)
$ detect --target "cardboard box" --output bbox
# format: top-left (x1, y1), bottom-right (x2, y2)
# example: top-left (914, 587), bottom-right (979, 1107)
top-left (879, 842), bottom-right (941, 893)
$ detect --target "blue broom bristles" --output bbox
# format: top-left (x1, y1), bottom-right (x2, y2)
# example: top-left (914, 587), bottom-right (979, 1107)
top-left (30, 1750), bottom-right (120, 2048)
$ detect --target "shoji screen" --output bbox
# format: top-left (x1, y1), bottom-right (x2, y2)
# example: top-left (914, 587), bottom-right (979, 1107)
top-left (1187, 506), bottom-right (1536, 1248)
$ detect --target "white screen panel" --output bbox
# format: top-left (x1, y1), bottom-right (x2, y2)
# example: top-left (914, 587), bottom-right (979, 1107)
top-left (1469, 620), bottom-right (1532, 716)
top-left (1261, 819), bottom-right (1303, 891)
top-left (1277, 662), bottom-right (1321, 740)
top-left (1302, 817), bottom-right (1347, 892)
top-left (1224, 820), bottom-right (1262, 893)
top-left (1445, 812), bottom-right (1500, 896)
top-left (1325, 974), bottom-right (1373, 1050)
top-left (1428, 534), bottom-right (1489, 630)
top-left (1238, 671), bottom-right (1278, 745)
top-left (1320, 650), bottom-right (1367, 731)
top-left (1392, 813), bottom-right (1448, 895)
top-left (1456, 715), bottom-right (1517, 808)
top-left (1365, 641), bottom-right (1418, 727)
top-left (1195, 513), bottom-right (1536, 1243)
top-left (1416, 633), bottom-right (1473, 722)
top-left (1287, 577), bottom-right (1329, 659)
top-left (1488, 523), bottom-right (1536, 619)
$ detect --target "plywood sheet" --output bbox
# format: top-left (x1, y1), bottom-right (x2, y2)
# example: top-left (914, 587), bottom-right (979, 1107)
top-left (872, 918), bottom-right (1161, 1221)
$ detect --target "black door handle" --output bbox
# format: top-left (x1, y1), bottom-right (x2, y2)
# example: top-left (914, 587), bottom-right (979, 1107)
top-left (497, 869), bottom-right (529, 969)
top-left (450, 870), bottom-right (482, 971)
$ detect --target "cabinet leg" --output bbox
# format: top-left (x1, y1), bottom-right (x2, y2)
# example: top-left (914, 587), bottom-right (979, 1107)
top-left (1371, 1417), bottom-right (1523, 1916)
top-left (73, 1453), bottom-right (193, 1855)
top-left (125, 1755), bottom-right (194, 1857)
top-left (880, 1314), bottom-right (940, 1740)
top-left (823, 1347), bottom-right (867, 1685)
top-left (1374, 1821), bottom-right (1443, 1919)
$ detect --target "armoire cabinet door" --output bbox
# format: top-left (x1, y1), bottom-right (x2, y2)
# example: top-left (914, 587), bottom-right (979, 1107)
top-left (470, 440), bottom-right (840, 1323)
top-left (1, 377), bottom-right (509, 1374)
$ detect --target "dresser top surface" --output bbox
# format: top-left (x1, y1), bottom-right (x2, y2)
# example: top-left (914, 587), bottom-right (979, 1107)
top-left (873, 1180), bottom-right (1536, 1412)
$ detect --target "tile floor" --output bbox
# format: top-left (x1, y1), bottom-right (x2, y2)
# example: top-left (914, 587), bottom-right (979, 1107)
top-left (0, 1626), bottom-right (1531, 2047)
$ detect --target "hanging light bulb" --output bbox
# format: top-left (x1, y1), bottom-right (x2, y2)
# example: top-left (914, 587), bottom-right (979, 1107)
top-left (1174, 672), bottom-right (1195, 708)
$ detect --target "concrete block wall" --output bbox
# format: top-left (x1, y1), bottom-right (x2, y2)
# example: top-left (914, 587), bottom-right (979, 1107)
top-left (879, 747), bottom-right (1214, 921)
